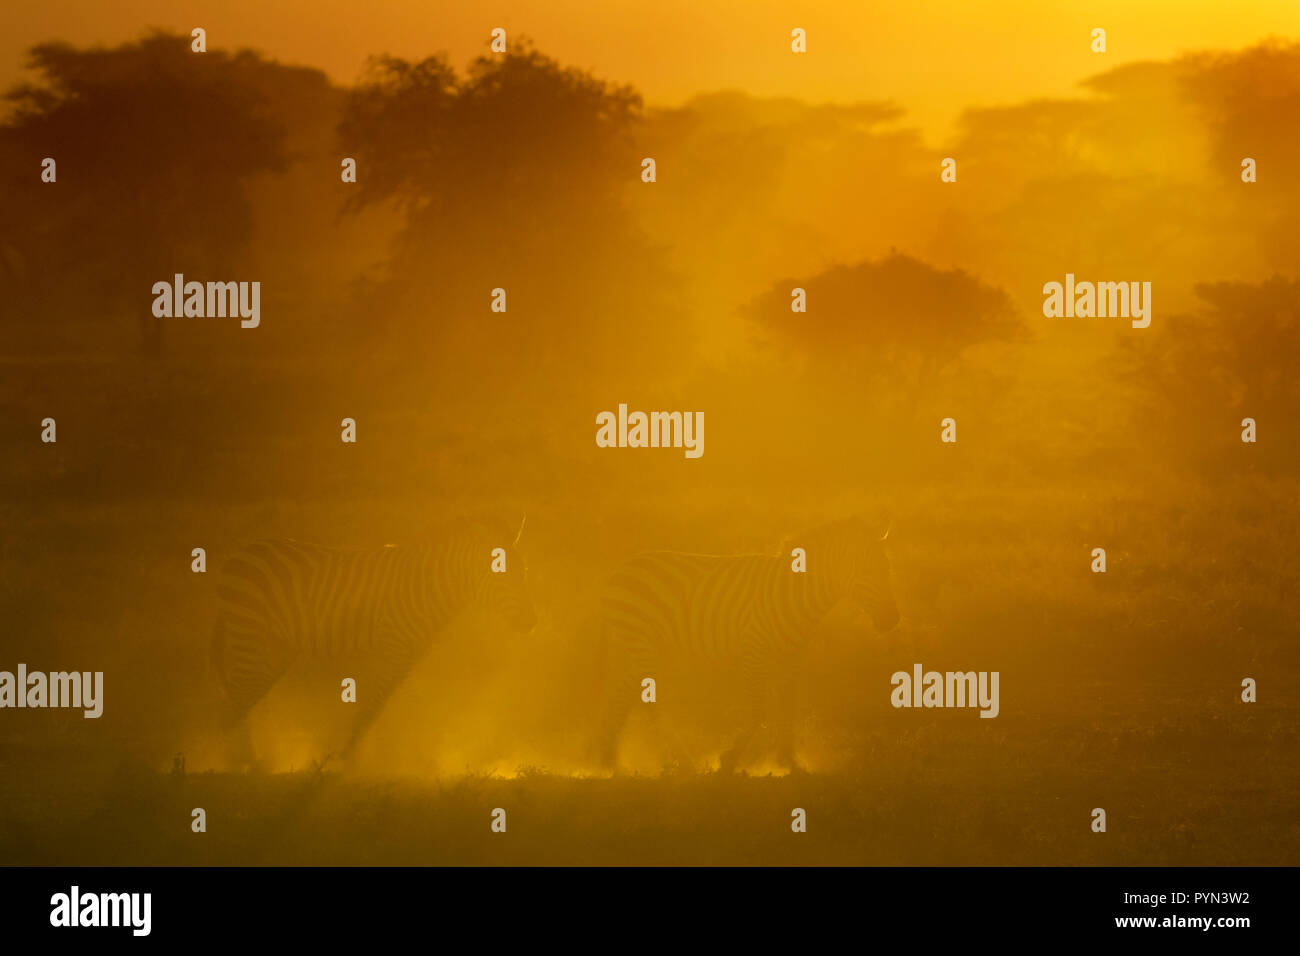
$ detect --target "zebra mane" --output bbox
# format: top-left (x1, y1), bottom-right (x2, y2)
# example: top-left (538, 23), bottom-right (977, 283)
top-left (778, 514), bottom-right (889, 554)
top-left (253, 516), bottom-right (529, 553)
top-left (445, 511), bottom-right (528, 549)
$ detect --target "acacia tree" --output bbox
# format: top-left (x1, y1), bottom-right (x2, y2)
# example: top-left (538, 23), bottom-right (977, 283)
top-left (1119, 276), bottom-right (1300, 471)
top-left (337, 45), bottom-right (689, 388)
top-left (747, 253), bottom-right (1024, 404)
top-left (0, 32), bottom-right (299, 354)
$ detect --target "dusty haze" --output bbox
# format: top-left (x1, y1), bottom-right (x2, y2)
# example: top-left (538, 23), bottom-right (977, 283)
top-left (0, 3), bottom-right (1297, 865)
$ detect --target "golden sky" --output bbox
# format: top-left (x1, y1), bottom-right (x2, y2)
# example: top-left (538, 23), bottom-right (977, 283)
top-left (3, 1), bottom-right (1299, 140)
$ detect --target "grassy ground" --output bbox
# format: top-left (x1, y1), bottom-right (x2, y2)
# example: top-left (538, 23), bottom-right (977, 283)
top-left (2, 686), bottom-right (1294, 866)
top-left (1, 470), bottom-right (1296, 865)
top-left (1, 351), bottom-right (1296, 865)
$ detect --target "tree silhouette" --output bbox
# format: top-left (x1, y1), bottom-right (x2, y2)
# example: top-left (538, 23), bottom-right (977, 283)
top-left (341, 45), bottom-right (641, 250)
top-left (337, 44), bottom-right (687, 387)
top-left (1119, 275), bottom-right (1300, 471)
top-left (747, 252), bottom-right (1022, 390)
top-left (0, 32), bottom-right (301, 354)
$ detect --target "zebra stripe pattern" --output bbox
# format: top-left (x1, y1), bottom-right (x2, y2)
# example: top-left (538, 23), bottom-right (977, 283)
top-left (594, 515), bottom-right (899, 771)
top-left (211, 519), bottom-right (535, 765)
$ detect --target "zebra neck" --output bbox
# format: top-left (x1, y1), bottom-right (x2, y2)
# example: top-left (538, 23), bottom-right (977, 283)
top-left (378, 545), bottom-right (457, 631)
top-left (772, 554), bottom-right (841, 623)
top-left (415, 541), bottom-right (477, 628)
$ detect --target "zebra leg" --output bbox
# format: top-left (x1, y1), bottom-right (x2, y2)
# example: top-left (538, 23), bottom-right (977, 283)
top-left (592, 623), bottom-right (658, 771)
top-left (338, 632), bottom-right (423, 763)
top-left (719, 630), bottom-right (774, 774)
top-left (771, 660), bottom-right (806, 773)
top-left (648, 704), bottom-right (694, 773)
top-left (211, 619), bottom-right (293, 771)
top-left (772, 717), bottom-right (804, 773)
top-left (593, 669), bottom-right (635, 770)
top-left (718, 719), bottom-right (761, 774)
top-left (228, 715), bottom-right (259, 771)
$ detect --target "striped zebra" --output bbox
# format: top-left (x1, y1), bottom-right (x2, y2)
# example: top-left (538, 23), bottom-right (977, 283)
top-left (593, 516), bottom-right (899, 772)
top-left (211, 518), bottom-right (536, 768)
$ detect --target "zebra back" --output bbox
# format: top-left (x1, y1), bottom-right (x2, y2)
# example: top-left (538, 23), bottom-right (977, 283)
top-left (599, 515), bottom-right (897, 660)
top-left (213, 519), bottom-right (535, 663)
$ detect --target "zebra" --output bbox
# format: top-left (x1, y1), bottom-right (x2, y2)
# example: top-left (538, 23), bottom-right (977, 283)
top-left (211, 517), bottom-right (536, 768)
top-left (592, 515), bottom-right (899, 773)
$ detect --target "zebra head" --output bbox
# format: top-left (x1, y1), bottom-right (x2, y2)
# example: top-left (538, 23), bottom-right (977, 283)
top-left (836, 515), bottom-right (900, 631)
top-left (469, 515), bottom-right (538, 633)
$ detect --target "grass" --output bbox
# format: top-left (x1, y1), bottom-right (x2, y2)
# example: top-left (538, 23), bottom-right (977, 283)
top-left (1, 353), bottom-right (1296, 865)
